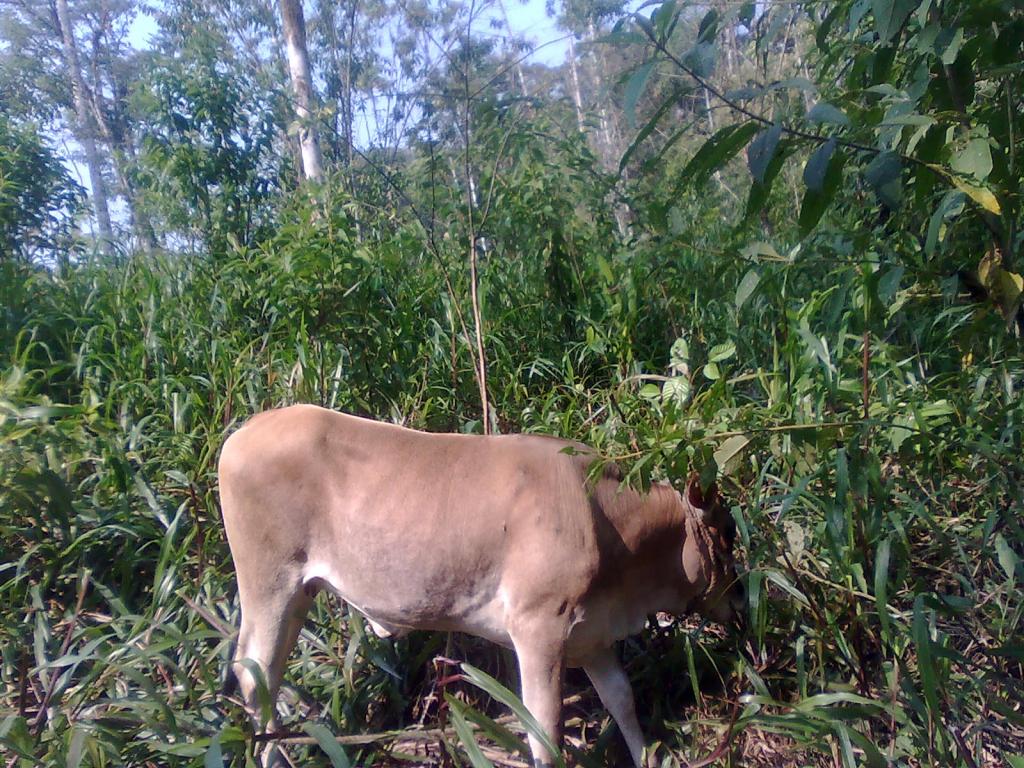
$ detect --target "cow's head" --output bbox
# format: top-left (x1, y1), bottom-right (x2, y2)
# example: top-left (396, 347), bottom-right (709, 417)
top-left (680, 475), bottom-right (745, 625)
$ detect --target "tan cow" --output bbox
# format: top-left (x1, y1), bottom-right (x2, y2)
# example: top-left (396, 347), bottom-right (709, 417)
top-left (219, 404), bottom-right (744, 767)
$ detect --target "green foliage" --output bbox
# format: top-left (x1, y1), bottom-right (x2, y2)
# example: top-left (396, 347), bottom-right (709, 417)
top-left (131, 2), bottom-right (286, 254)
top-left (0, 117), bottom-right (82, 264)
top-left (2, 0), bottom-right (1023, 766)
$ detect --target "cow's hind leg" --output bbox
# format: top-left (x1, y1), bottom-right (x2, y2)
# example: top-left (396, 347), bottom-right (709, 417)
top-left (231, 576), bottom-right (312, 766)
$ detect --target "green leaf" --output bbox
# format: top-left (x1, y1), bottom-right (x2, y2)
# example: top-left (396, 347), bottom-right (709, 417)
top-left (874, 537), bottom-right (892, 642)
top-left (735, 269), bottom-right (760, 311)
top-left (623, 61), bottom-right (656, 128)
top-left (725, 85), bottom-right (762, 101)
top-left (794, 692), bottom-right (883, 710)
top-left (872, 0), bottom-right (916, 43)
top-left (301, 723), bottom-right (352, 768)
top-left (704, 361), bottom-right (721, 380)
top-left (817, 4), bottom-right (843, 50)
top-left (995, 534), bottom-right (1019, 584)
top-left (204, 734), bottom-right (223, 768)
top-left (683, 41), bottom-right (716, 78)
top-left (1007, 756), bottom-right (1024, 768)
top-left (662, 376), bottom-right (692, 407)
top-left (678, 122), bottom-right (760, 187)
top-left (746, 142), bottom-right (790, 219)
top-left (651, 0), bottom-right (679, 42)
top-left (697, 9), bottom-right (719, 43)
top-left (738, 1), bottom-right (755, 29)
top-left (764, 568), bottom-right (810, 606)
top-left (770, 77), bottom-right (817, 93)
top-left (951, 138), bottom-right (993, 181)
top-left (879, 265), bottom-right (904, 303)
top-left (235, 659), bottom-right (272, 726)
top-left (17, 404), bottom-right (84, 420)
top-left (461, 664), bottom-right (564, 767)
top-left (639, 383), bottom-right (661, 399)
top-left (925, 191), bottom-right (966, 256)
top-left (747, 123), bottom-right (783, 183)
top-left (708, 436), bottom-right (749, 473)
top-left (950, 178), bottom-right (1001, 214)
top-left (864, 151), bottom-right (903, 208)
top-left (670, 337), bottom-right (690, 371)
top-left (448, 697), bottom-right (496, 768)
top-left (935, 26), bottom-right (964, 65)
top-left (620, 84), bottom-right (689, 173)
top-left (684, 635), bottom-right (701, 702)
top-left (803, 138), bottom-right (836, 192)
top-left (807, 102), bottom-right (850, 127)
top-left (456, 700), bottom-right (531, 757)
top-left (912, 596), bottom-right (941, 719)
top-left (741, 241), bottom-right (782, 260)
top-left (67, 727), bottom-right (87, 768)
top-left (800, 143), bottom-right (845, 234)
top-left (708, 341), bottom-right (736, 362)
top-left (798, 322), bottom-right (832, 370)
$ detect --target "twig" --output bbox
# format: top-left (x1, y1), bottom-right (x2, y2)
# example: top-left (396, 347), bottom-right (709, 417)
top-left (179, 592), bottom-right (234, 639)
top-left (682, 699), bottom-right (741, 768)
top-left (461, 0), bottom-right (492, 432)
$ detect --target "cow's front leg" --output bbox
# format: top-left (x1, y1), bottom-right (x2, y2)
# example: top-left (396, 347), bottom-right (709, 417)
top-left (510, 618), bottom-right (567, 767)
top-left (583, 647), bottom-right (647, 767)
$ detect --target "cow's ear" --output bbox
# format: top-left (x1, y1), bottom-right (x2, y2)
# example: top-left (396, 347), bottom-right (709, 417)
top-left (685, 474), bottom-right (716, 517)
top-left (686, 472), bottom-right (723, 523)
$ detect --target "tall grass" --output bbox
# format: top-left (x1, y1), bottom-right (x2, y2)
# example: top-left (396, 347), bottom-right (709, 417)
top-left (2, 174), bottom-right (1023, 767)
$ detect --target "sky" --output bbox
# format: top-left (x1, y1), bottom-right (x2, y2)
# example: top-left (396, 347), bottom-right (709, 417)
top-left (127, 0), bottom-right (571, 66)
top-left (69, 0), bottom-right (573, 232)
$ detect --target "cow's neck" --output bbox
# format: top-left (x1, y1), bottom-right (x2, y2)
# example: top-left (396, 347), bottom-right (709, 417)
top-left (597, 478), bottom-right (688, 550)
top-left (589, 476), bottom-right (711, 617)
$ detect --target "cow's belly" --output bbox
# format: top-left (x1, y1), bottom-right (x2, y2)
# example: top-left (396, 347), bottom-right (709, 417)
top-left (303, 559), bottom-right (513, 646)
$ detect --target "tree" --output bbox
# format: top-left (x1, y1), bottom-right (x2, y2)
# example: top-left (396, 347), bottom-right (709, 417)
top-left (0, 116), bottom-right (82, 263)
top-left (55, 0), bottom-right (113, 252)
top-left (132, 0), bottom-right (285, 253)
top-left (279, 0), bottom-right (323, 180)
top-left (1, 0), bottom-right (157, 251)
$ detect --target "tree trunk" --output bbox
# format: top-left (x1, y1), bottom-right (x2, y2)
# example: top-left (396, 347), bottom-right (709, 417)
top-left (567, 36), bottom-right (585, 133)
top-left (88, 61), bottom-right (158, 252)
top-left (279, 0), bottom-right (324, 181)
top-left (496, 0), bottom-right (528, 97)
top-left (344, 0), bottom-right (358, 172)
top-left (586, 20), bottom-right (615, 168)
top-left (56, 0), bottom-right (113, 253)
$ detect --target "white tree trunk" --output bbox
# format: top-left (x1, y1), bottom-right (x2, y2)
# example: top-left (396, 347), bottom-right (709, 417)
top-left (567, 36), bottom-right (585, 133)
top-left (586, 20), bottom-right (614, 167)
top-left (56, 0), bottom-right (113, 252)
top-left (279, 0), bottom-right (324, 181)
top-left (496, 0), bottom-right (528, 97)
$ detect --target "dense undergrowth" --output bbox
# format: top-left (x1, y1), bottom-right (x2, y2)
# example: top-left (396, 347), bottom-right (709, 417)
top-left (3, 179), bottom-right (1022, 766)
top-left (3, 0), bottom-right (1024, 765)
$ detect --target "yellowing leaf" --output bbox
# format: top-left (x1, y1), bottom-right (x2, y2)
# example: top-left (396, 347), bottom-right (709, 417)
top-left (713, 434), bottom-right (750, 474)
top-left (951, 178), bottom-right (1002, 215)
top-left (978, 250), bottom-right (1023, 322)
